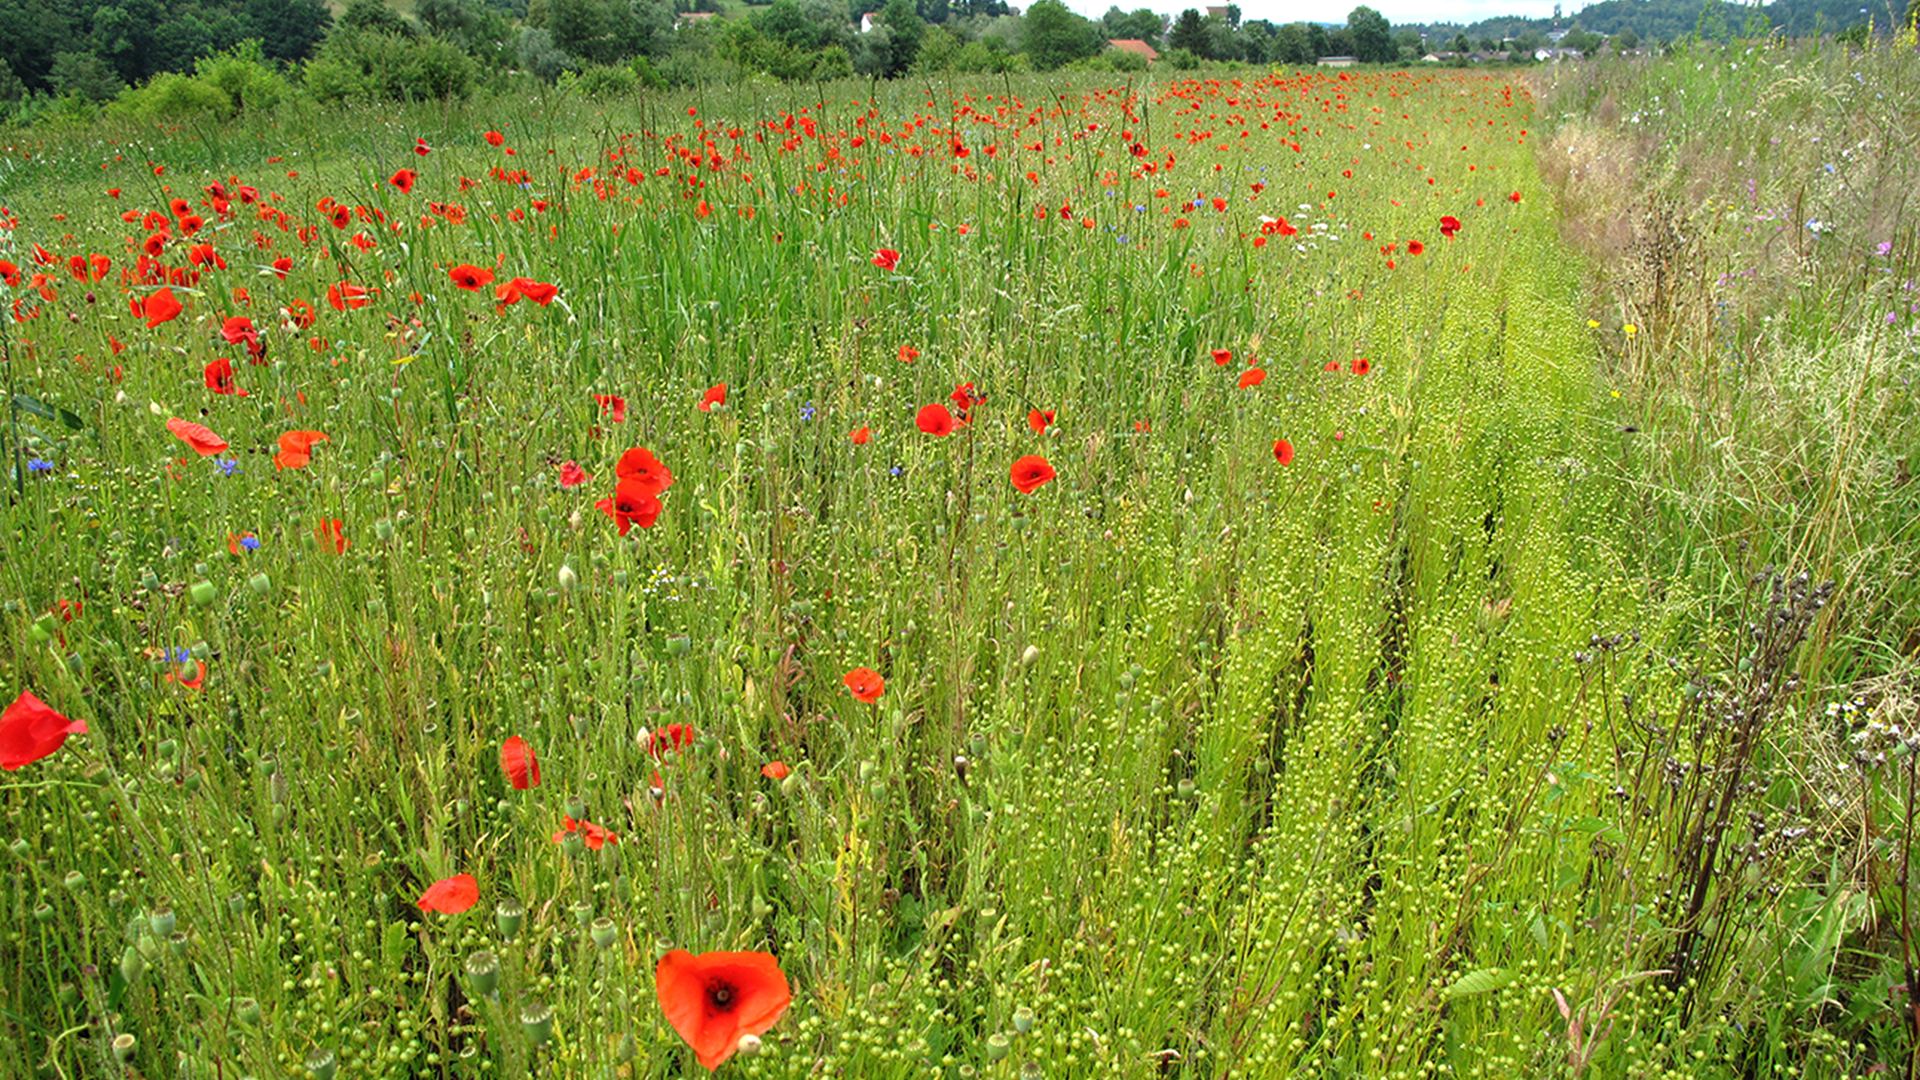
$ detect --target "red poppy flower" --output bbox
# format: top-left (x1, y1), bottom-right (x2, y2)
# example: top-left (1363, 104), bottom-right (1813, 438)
top-left (698, 383), bottom-right (727, 412)
top-left (1238, 367), bottom-right (1267, 389)
top-left (916, 403), bottom-right (956, 437)
top-left (0, 261), bottom-right (19, 286)
top-left (220, 315), bottom-right (259, 346)
top-left (849, 426), bottom-right (871, 444)
top-left (650, 723), bottom-right (696, 758)
top-left (871, 249), bottom-right (900, 271)
top-left (1027, 409), bottom-right (1055, 434)
top-left (315, 518), bottom-right (349, 554)
top-left (141, 287), bottom-right (183, 327)
top-left (167, 417), bottom-right (229, 456)
top-left (271, 256), bottom-right (293, 279)
top-left (1407, 240), bottom-right (1425, 256)
top-left (484, 130), bottom-right (505, 147)
top-left (1439, 215), bottom-right (1462, 238)
top-left (327, 282), bottom-right (374, 311)
top-left (500, 736), bottom-right (541, 790)
top-left (559, 461), bottom-right (588, 487)
top-left (616, 447), bottom-right (673, 496)
top-left (167, 658), bottom-right (208, 690)
top-left (552, 815), bottom-right (619, 849)
top-left (275, 430), bottom-right (329, 470)
top-left (448, 263), bottom-right (495, 291)
top-left (416, 873), bottom-right (478, 914)
top-left (1010, 455), bottom-right (1056, 495)
top-left (1509, 191), bottom-right (1522, 203)
top-left (1211, 349), bottom-right (1233, 366)
top-left (389, 165), bottom-right (419, 191)
top-left (203, 357), bottom-right (245, 396)
top-left (843, 667), bottom-right (885, 703)
top-left (897, 345), bottom-right (919, 364)
top-left (1351, 358), bottom-right (1371, 376)
top-left (1273, 438), bottom-right (1295, 465)
top-left (496, 277), bottom-right (558, 306)
top-left (0, 691), bottom-right (88, 771)
top-left (594, 394), bottom-right (628, 423)
top-left (414, 137), bottom-right (432, 156)
top-left (656, 949), bottom-right (792, 1071)
top-left (950, 382), bottom-right (982, 413)
top-left (761, 761), bottom-right (790, 780)
top-left (597, 481), bottom-right (663, 535)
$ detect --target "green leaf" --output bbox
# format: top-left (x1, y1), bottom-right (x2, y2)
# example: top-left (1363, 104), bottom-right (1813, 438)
top-left (11, 394), bottom-right (83, 430)
top-left (1447, 967), bottom-right (1518, 998)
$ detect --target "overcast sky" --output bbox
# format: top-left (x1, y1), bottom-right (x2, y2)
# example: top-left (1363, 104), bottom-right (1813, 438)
top-left (1058, 0), bottom-right (1569, 28)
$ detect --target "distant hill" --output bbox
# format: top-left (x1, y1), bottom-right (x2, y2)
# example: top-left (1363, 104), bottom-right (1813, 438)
top-left (1404, 0), bottom-right (1909, 44)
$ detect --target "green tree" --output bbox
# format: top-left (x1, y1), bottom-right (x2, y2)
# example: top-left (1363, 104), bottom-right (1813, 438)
top-left (1611, 27), bottom-right (1637, 50)
top-left (913, 24), bottom-right (961, 69)
top-left (878, 0), bottom-right (925, 72)
top-left (1021, 0), bottom-right (1098, 69)
top-left (1167, 8), bottom-right (1206, 53)
top-left (341, 0), bottom-right (416, 38)
top-left (1273, 21), bottom-right (1313, 63)
top-left (246, 0), bottom-right (332, 63)
top-left (1346, 4), bottom-right (1392, 63)
top-left (51, 49), bottom-right (122, 102)
top-left (1452, 31), bottom-right (1467, 52)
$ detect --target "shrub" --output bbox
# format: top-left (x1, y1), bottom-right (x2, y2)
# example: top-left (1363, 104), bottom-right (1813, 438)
top-left (305, 30), bottom-right (478, 103)
top-left (106, 72), bottom-right (230, 122)
top-left (572, 63), bottom-right (638, 96)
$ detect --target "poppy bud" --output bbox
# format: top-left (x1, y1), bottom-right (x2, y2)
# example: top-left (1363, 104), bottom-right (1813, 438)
top-left (189, 580), bottom-right (217, 607)
top-left (496, 898), bottom-right (526, 939)
top-left (557, 564), bottom-right (578, 592)
top-left (8, 838), bottom-right (26, 857)
top-left (34, 903), bottom-right (54, 923)
top-left (305, 1048), bottom-right (338, 1080)
top-left (1013, 1006), bottom-right (1035, 1033)
top-left (780, 773), bottom-right (800, 797)
top-left (248, 572), bottom-right (272, 596)
top-left (236, 998), bottom-right (262, 1026)
top-left (590, 917), bottom-right (618, 949)
top-left (987, 1033), bottom-right (1011, 1061)
top-left (465, 951), bottom-right (500, 996)
top-left (120, 944), bottom-right (148, 984)
top-left (149, 906), bottom-right (176, 937)
top-left (520, 1002), bottom-right (555, 1047)
top-left (1020, 645), bottom-right (1041, 668)
top-left (374, 518), bottom-right (395, 542)
top-left (859, 761), bottom-right (876, 784)
top-left (617, 1033), bottom-right (638, 1063)
top-left (112, 1034), bottom-right (136, 1063)
top-left (30, 614), bottom-right (56, 643)
top-left (738, 1034), bottom-right (764, 1058)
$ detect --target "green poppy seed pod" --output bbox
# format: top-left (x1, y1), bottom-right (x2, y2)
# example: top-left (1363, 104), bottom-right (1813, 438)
top-left (569, 901), bottom-right (594, 927)
top-left (1020, 1063), bottom-right (1043, 1080)
top-left (33, 903), bottom-right (54, 924)
top-left (148, 906), bottom-right (176, 937)
top-left (1176, 778), bottom-right (1197, 801)
top-left (9, 837), bottom-right (28, 857)
top-left (1013, 1006), bottom-right (1035, 1033)
top-left (495, 898), bottom-right (526, 939)
top-left (184, 771), bottom-right (202, 794)
top-left (557, 564), bottom-right (578, 593)
top-left (30, 614), bottom-right (56, 644)
top-left (1020, 644), bottom-right (1041, 668)
top-left (520, 1002), bottom-right (555, 1047)
top-left (305, 1047), bottom-right (337, 1080)
top-left (611, 570), bottom-right (629, 587)
top-left (140, 570), bottom-right (162, 592)
top-left (566, 795), bottom-right (587, 819)
top-left (227, 892), bottom-right (246, 917)
top-left (374, 518), bottom-right (395, 542)
top-left (169, 931), bottom-right (189, 957)
top-left (62, 870), bottom-right (85, 892)
top-left (590, 917), bottom-right (618, 949)
top-left (58, 983), bottom-right (79, 1007)
top-left (616, 1032), bottom-right (637, 1064)
top-left (189, 580), bottom-right (217, 607)
top-left (236, 998), bottom-right (262, 1026)
top-left (1119, 669), bottom-right (1137, 691)
top-left (112, 1034), bottom-right (136, 1063)
top-left (119, 945), bottom-right (147, 985)
top-left (737, 1034), bottom-right (764, 1058)
top-left (987, 1033), bottom-right (1012, 1062)
top-left (156, 738), bottom-right (177, 758)
top-left (465, 951), bottom-right (500, 997)
top-left (614, 875), bottom-right (633, 905)
top-left (665, 634), bottom-right (691, 658)
top-left (859, 761), bottom-right (877, 784)
top-left (247, 572), bottom-right (272, 596)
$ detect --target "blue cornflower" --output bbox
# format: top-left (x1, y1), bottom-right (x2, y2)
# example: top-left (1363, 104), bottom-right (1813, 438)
top-left (800, 402), bottom-right (817, 421)
top-left (217, 459), bottom-right (240, 476)
top-left (27, 458), bottom-right (54, 473)
top-left (240, 536), bottom-right (261, 552)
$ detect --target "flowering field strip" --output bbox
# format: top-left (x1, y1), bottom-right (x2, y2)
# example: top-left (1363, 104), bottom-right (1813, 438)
top-left (0, 66), bottom-right (1838, 1078)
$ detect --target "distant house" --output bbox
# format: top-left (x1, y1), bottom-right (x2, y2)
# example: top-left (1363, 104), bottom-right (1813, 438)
top-left (860, 11), bottom-right (879, 32)
top-left (1108, 39), bottom-right (1160, 63)
top-left (676, 11), bottom-right (716, 27)
top-left (1316, 55), bottom-right (1356, 67)
top-left (1204, 5), bottom-right (1229, 18)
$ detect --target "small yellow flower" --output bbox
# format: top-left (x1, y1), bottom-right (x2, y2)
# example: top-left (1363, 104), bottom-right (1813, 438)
top-left (1587, 319), bottom-right (1600, 328)
top-left (1623, 323), bottom-right (1638, 336)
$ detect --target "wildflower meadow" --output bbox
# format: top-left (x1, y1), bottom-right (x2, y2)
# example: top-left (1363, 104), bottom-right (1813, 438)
top-left (3, 38), bottom-right (1919, 1080)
